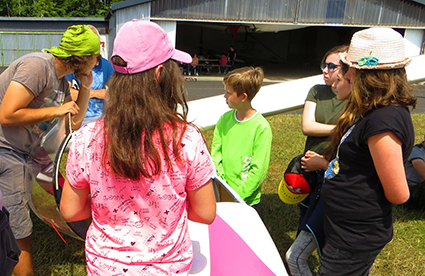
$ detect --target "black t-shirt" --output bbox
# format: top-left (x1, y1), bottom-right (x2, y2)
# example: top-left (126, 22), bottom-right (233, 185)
top-left (321, 105), bottom-right (414, 251)
top-left (228, 49), bottom-right (236, 60)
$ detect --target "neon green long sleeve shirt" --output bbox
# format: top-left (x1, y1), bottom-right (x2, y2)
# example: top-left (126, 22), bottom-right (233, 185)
top-left (211, 110), bottom-right (272, 205)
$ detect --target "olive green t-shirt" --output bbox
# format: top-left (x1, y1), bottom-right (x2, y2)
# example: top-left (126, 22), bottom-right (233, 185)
top-left (303, 84), bottom-right (346, 154)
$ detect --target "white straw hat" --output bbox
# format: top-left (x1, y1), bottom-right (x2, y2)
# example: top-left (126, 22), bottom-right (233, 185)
top-left (339, 27), bottom-right (411, 70)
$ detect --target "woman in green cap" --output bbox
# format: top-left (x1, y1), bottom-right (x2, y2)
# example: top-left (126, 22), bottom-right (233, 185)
top-left (0, 24), bottom-right (100, 276)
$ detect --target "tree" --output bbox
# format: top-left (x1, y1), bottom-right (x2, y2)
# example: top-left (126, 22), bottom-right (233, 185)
top-left (0, 0), bottom-right (37, 17)
top-left (35, 0), bottom-right (65, 17)
top-left (0, 0), bottom-right (123, 17)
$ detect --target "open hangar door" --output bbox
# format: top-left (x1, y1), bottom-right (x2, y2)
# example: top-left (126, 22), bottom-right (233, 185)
top-left (175, 21), bottom-right (362, 72)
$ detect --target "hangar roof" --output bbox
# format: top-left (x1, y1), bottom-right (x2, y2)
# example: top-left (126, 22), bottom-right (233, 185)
top-left (150, 0), bottom-right (425, 29)
top-left (106, 0), bottom-right (425, 29)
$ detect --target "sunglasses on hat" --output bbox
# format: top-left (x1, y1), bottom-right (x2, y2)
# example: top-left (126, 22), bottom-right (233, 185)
top-left (320, 62), bottom-right (340, 72)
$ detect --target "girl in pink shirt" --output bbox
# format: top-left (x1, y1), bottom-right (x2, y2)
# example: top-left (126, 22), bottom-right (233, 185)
top-left (60, 20), bottom-right (216, 276)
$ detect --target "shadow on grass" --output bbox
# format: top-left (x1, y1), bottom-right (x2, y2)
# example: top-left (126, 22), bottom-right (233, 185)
top-left (31, 212), bottom-right (86, 275)
top-left (393, 204), bottom-right (425, 222)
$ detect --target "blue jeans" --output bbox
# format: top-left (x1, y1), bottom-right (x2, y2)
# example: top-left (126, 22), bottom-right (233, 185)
top-left (286, 230), bottom-right (316, 276)
top-left (318, 242), bottom-right (382, 276)
top-left (189, 64), bottom-right (199, 74)
top-left (230, 59), bottom-right (235, 70)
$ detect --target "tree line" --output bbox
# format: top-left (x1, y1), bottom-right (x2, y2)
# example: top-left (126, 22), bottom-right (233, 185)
top-left (0, 0), bottom-right (123, 17)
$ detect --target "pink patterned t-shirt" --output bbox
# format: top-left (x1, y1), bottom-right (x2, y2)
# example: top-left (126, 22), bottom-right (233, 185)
top-left (66, 120), bottom-right (215, 276)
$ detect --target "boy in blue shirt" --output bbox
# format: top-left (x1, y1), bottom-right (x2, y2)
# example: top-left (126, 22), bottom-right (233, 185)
top-left (66, 25), bottom-right (114, 125)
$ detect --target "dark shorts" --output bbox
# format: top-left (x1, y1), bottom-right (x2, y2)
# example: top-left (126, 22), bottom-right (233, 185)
top-left (0, 148), bottom-right (33, 239)
top-left (318, 243), bottom-right (383, 276)
top-left (0, 207), bottom-right (21, 275)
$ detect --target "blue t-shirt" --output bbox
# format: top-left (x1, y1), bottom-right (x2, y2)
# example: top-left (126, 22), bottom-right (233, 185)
top-left (65, 57), bottom-right (114, 118)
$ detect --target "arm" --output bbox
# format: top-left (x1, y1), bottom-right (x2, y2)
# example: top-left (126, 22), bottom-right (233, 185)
top-left (412, 159), bottom-right (425, 180)
top-left (60, 178), bottom-right (91, 222)
top-left (235, 126), bottom-right (272, 201)
top-left (89, 89), bottom-right (107, 99)
top-left (368, 131), bottom-right (410, 204)
top-left (69, 86), bottom-right (107, 101)
top-left (211, 124), bottom-right (226, 181)
top-left (0, 81), bottom-right (81, 126)
top-left (302, 100), bottom-right (335, 136)
top-left (69, 85), bottom-right (79, 101)
top-left (187, 180), bottom-right (216, 224)
top-left (301, 150), bottom-right (329, 172)
top-left (68, 72), bottom-right (93, 129)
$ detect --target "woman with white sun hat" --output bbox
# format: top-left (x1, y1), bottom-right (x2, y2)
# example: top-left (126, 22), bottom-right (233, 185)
top-left (319, 27), bottom-right (417, 275)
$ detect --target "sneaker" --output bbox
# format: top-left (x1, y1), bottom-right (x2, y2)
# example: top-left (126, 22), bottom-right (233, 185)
top-left (196, 72), bottom-right (199, 76)
top-left (188, 72), bottom-right (191, 76)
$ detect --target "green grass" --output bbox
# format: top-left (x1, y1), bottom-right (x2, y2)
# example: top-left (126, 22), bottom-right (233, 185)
top-left (32, 113), bottom-right (425, 275)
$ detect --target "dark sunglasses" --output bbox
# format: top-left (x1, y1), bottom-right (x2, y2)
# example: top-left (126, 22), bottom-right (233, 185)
top-left (320, 62), bottom-right (340, 72)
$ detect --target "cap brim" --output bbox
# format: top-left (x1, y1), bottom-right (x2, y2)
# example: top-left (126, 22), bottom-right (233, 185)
top-left (339, 52), bottom-right (411, 70)
top-left (172, 49), bottom-right (192, 64)
top-left (278, 178), bottom-right (309, 205)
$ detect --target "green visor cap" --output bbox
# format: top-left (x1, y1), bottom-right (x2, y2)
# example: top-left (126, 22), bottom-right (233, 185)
top-left (45, 25), bottom-right (100, 58)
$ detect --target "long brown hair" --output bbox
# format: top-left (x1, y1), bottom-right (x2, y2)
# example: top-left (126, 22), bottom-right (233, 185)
top-left (102, 57), bottom-right (189, 180)
top-left (323, 68), bottom-right (416, 161)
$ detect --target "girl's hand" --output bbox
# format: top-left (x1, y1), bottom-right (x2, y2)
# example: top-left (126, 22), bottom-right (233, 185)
top-left (301, 151), bottom-right (328, 172)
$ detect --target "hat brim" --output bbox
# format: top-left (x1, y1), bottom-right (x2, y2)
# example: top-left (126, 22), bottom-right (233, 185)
top-left (112, 49), bottom-right (193, 74)
top-left (278, 178), bottom-right (309, 205)
top-left (172, 49), bottom-right (192, 64)
top-left (339, 52), bottom-right (411, 70)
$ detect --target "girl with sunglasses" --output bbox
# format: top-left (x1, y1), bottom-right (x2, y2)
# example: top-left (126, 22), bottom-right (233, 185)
top-left (301, 45), bottom-right (349, 155)
top-left (285, 44), bottom-right (348, 276)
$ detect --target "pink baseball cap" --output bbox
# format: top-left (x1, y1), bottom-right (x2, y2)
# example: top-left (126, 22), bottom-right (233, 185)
top-left (111, 19), bottom-right (192, 74)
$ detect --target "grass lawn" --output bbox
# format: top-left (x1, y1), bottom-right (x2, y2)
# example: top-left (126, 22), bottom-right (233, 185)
top-left (31, 113), bottom-right (425, 275)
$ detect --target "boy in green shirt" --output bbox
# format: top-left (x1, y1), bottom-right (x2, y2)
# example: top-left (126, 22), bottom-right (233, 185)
top-left (211, 66), bottom-right (272, 218)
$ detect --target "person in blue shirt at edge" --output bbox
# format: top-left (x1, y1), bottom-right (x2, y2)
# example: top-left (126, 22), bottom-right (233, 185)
top-left (66, 25), bottom-right (114, 125)
top-left (403, 135), bottom-right (425, 210)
